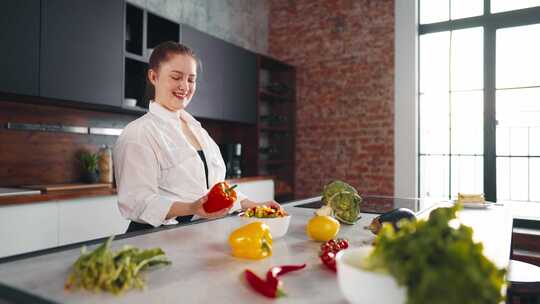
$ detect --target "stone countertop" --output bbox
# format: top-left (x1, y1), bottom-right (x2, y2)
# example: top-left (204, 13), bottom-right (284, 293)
top-left (0, 197), bottom-right (513, 303)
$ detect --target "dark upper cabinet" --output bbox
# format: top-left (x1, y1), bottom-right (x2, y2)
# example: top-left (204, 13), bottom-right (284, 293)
top-left (0, 0), bottom-right (40, 96)
top-left (182, 24), bottom-right (256, 124)
top-left (40, 0), bottom-right (123, 106)
top-left (222, 44), bottom-right (257, 124)
top-left (181, 25), bottom-right (224, 121)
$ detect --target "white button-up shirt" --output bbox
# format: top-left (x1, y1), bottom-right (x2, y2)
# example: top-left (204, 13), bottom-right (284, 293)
top-left (114, 102), bottom-right (246, 227)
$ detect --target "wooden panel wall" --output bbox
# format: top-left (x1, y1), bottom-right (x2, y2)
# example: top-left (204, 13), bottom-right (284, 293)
top-left (0, 99), bottom-right (257, 187)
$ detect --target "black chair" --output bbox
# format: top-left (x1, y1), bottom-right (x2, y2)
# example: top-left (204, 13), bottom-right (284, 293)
top-left (507, 260), bottom-right (540, 304)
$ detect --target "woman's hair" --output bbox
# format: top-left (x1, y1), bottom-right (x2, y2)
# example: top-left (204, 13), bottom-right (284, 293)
top-left (144, 41), bottom-right (199, 106)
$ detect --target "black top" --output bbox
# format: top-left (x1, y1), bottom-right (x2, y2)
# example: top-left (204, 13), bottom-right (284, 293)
top-left (197, 150), bottom-right (209, 189)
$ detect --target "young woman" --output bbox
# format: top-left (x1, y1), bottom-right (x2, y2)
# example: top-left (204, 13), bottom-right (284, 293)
top-left (114, 41), bottom-right (280, 232)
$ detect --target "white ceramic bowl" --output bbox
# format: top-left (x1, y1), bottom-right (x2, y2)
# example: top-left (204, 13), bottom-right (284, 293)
top-left (238, 215), bottom-right (291, 239)
top-left (336, 246), bottom-right (406, 304)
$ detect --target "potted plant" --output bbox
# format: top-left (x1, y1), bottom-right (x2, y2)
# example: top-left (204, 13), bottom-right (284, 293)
top-left (80, 152), bottom-right (100, 183)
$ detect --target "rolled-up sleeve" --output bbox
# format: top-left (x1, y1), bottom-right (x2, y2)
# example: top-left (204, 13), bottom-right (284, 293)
top-left (231, 190), bottom-right (247, 212)
top-left (114, 141), bottom-right (174, 227)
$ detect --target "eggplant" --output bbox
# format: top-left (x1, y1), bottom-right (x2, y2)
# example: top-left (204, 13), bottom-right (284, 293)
top-left (367, 208), bottom-right (416, 235)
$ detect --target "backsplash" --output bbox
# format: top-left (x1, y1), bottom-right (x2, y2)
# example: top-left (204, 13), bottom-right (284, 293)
top-left (0, 98), bottom-right (258, 187)
top-left (0, 100), bottom-right (137, 187)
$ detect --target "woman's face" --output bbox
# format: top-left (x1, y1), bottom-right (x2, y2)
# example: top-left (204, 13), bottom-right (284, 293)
top-left (149, 54), bottom-right (197, 112)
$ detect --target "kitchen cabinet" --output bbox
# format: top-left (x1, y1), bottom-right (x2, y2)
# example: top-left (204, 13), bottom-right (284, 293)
top-left (123, 3), bottom-right (181, 109)
top-left (235, 179), bottom-right (274, 202)
top-left (181, 24), bottom-right (225, 121)
top-left (0, 201), bottom-right (59, 258)
top-left (1, 0), bottom-right (258, 121)
top-left (0, 196), bottom-right (128, 259)
top-left (222, 44), bottom-right (257, 124)
top-left (0, 0), bottom-right (40, 96)
top-left (146, 12), bottom-right (179, 50)
top-left (181, 24), bottom-right (257, 123)
top-left (40, 0), bottom-right (124, 107)
top-left (57, 196), bottom-right (129, 246)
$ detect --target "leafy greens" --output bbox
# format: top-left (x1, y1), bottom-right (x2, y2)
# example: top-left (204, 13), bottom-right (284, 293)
top-left (363, 204), bottom-right (506, 304)
top-left (65, 236), bottom-right (171, 294)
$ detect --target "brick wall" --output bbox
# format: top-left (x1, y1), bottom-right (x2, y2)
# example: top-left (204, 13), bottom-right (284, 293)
top-left (269, 0), bottom-right (395, 198)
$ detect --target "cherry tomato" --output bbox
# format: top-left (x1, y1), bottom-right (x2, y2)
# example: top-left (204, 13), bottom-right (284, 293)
top-left (319, 251), bottom-right (337, 272)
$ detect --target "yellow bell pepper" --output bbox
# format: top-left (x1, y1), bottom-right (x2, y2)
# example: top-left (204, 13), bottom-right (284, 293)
top-left (228, 222), bottom-right (272, 260)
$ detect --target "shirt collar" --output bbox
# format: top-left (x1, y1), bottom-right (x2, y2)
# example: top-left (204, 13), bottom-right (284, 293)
top-left (149, 101), bottom-right (201, 127)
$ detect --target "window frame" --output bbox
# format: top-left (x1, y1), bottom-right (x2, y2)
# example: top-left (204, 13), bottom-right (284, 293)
top-left (418, 1), bottom-right (540, 201)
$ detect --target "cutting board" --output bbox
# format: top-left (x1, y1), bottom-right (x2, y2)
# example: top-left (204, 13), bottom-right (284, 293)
top-left (22, 183), bottom-right (112, 192)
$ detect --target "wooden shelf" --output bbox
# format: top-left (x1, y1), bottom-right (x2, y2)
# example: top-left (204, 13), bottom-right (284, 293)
top-left (125, 52), bottom-right (147, 63)
top-left (124, 58), bottom-right (148, 109)
top-left (124, 2), bottom-right (180, 111)
top-left (256, 55), bottom-right (296, 200)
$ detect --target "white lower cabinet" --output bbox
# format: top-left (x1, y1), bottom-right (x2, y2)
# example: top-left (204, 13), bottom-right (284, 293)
top-left (0, 201), bottom-right (59, 258)
top-left (0, 195), bottom-right (128, 259)
top-left (236, 179), bottom-right (274, 202)
top-left (57, 195), bottom-right (129, 246)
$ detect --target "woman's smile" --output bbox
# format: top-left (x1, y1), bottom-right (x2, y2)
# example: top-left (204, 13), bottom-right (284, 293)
top-left (173, 91), bottom-right (187, 100)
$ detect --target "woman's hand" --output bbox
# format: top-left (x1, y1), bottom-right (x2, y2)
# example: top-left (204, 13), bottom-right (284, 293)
top-left (240, 199), bottom-right (281, 210)
top-left (191, 195), bottom-right (231, 219)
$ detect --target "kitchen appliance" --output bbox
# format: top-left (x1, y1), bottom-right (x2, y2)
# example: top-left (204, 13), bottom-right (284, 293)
top-left (295, 195), bottom-right (440, 215)
top-left (220, 143), bottom-right (242, 178)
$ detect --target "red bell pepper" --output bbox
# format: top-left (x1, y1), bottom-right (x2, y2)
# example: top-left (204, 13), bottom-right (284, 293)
top-left (203, 182), bottom-right (237, 213)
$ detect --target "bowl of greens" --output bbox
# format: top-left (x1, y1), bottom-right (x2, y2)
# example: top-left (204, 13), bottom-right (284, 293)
top-left (336, 246), bottom-right (405, 304)
top-left (336, 204), bottom-right (506, 304)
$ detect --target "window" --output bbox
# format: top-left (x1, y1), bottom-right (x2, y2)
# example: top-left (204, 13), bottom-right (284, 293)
top-left (418, 1), bottom-right (540, 202)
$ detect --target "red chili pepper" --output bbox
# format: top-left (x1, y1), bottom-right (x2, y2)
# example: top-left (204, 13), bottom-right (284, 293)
top-left (244, 269), bottom-right (285, 298)
top-left (266, 264), bottom-right (306, 290)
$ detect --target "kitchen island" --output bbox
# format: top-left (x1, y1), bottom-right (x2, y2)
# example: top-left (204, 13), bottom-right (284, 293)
top-left (0, 196), bottom-right (513, 303)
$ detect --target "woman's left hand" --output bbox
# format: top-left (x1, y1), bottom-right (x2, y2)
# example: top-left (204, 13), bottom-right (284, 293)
top-left (241, 199), bottom-right (281, 210)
